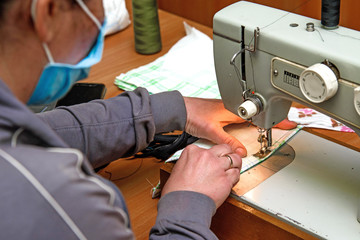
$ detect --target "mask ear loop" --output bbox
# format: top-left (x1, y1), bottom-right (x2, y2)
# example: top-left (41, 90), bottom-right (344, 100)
top-left (31, 0), bottom-right (101, 30)
top-left (30, 0), bottom-right (38, 22)
top-left (42, 43), bottom-right (55, 63)
top-left (30, 0), bottom-right (55, 63)
top-left (74, 0), bottom-right (102, 30)
top-left (30, 0), bottom-right (102, 64)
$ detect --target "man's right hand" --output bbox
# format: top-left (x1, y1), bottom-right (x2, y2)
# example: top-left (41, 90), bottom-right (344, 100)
top-left (161, 144), bottom-right (242, 209)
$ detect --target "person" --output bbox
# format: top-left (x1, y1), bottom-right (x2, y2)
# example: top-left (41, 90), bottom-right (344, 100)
top-left (0, 0), bottom-right (296, 239)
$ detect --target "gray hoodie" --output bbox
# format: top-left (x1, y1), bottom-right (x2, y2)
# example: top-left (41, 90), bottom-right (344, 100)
top-left (0, 80), bottom-right (217, 239)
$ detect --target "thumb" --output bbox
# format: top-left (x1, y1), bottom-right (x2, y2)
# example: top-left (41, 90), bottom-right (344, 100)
top-left (211, 128), bottom-right (247, 157)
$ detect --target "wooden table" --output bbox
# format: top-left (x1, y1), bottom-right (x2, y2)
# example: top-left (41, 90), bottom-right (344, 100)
top-left (86, 7), bottom-right (360, 240)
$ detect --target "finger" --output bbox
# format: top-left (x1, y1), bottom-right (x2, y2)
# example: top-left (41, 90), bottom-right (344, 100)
top-left (210, 127), bottom-right (247, 157)
top-left (209, 143), bottom-right (233, 157)
top-left (219, 119), bottom-right (246, 127)
top-left (221, 153), bottom-right (242, 170)
top-left (274, 118), bottom-right (297, 130)
top-left (226, 168), bottom-right (241, 186)
top-left (217, 112), bottom-right (246, 127)
top-left (221, 154), bottom-right (234, 170)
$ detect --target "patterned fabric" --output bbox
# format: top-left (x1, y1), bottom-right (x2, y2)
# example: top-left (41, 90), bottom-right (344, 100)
top-left (288, 107), bottom-right (354, 132)
top-left (115, 23), bottom-right (221, 99)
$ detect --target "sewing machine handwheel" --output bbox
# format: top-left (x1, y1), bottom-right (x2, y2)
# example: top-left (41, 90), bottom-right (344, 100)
top-left (354, 86), bottom-right (360, 116)
top-left (299, 63), bottom-right (338, 103)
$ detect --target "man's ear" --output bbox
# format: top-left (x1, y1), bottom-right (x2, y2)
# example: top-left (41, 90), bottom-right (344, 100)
top-left (32, 0), bottom-right (57, 43)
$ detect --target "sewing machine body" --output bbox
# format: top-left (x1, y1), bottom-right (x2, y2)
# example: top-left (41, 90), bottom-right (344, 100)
top-left (238, 130), bottom-right (360, 239)
top-left (213, 1), bottom-right (360, 239)
top-left (213, 1), bottom-right (360, 134)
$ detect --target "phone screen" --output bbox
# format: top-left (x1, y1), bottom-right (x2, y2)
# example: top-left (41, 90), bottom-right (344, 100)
top-left (56, 83), bottom-right (107, 107)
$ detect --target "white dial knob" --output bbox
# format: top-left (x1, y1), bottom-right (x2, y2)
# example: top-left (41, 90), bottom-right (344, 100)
top-left (355, 86), bottom-right (360, 116)
top-left (299, 63), bottom-right (338, 103)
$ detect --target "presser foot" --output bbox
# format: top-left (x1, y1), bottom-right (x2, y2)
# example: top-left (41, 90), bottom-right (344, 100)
top-left (253, 148), bottom-right (271, 158)
top-left (254, 128), bottom-right (272, 158)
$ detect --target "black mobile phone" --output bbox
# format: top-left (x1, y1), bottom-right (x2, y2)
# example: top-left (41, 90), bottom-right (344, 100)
top-left (29, 83), bottom-right (107, 113)
top-left (56, 83), bottom-right (107, 107)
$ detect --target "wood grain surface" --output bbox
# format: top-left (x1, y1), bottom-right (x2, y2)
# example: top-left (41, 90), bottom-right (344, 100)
top-left (158, 0), bottom-right (360, 31)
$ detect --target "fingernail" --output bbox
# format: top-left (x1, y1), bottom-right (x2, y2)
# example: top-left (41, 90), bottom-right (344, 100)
top-left (236, 148), bottom-right (247, 158)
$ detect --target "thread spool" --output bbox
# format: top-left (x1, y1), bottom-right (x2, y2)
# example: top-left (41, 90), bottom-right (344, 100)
top-left (132, 0), bottom-right (162, 54)
top-left (321, 0), bottom-right (340, 29)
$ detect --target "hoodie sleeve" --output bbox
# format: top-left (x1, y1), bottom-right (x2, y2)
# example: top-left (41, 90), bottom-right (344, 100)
top-left (150, 191), bottom-right (218, 240)
top-left (38, 88), bottom-right (187, 168)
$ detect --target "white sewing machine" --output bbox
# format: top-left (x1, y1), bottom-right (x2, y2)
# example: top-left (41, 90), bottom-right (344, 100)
top-left (213, 1), bottom-right (360, 239)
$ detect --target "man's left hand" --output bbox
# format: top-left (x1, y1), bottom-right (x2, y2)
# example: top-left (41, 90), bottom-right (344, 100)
top-left (183, 97), bottom-right (297, 157)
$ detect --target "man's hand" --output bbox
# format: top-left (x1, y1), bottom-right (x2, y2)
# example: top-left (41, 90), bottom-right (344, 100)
top-left (161, 144), bottom-right (242, 209)
top-left (183, 97), bottom-right (297, 157)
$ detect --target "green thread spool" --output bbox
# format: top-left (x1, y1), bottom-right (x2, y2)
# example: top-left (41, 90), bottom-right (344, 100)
top-left (132, 0), bottom-right (162, 54)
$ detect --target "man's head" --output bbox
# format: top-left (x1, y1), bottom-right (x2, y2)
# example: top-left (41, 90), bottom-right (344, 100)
top-left (0, 0), bottom-right (104, 103)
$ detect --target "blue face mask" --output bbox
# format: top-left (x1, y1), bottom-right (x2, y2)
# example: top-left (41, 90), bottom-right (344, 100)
top-left (27, 0), bottom-right (105, 106)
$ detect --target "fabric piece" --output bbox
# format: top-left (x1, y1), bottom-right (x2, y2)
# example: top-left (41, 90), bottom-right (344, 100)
top-left (288, 107), bottom-right (354, 132)
top-left (167, 123), bottom-right (302, 174)
top-left (103, 0), bottom-right (131, 35)
top-left (115, 22), bottom-right (220, 99)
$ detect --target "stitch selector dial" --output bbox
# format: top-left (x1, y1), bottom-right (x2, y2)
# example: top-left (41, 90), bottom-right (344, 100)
top-left (299, 63), bottom-right (338, 103)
